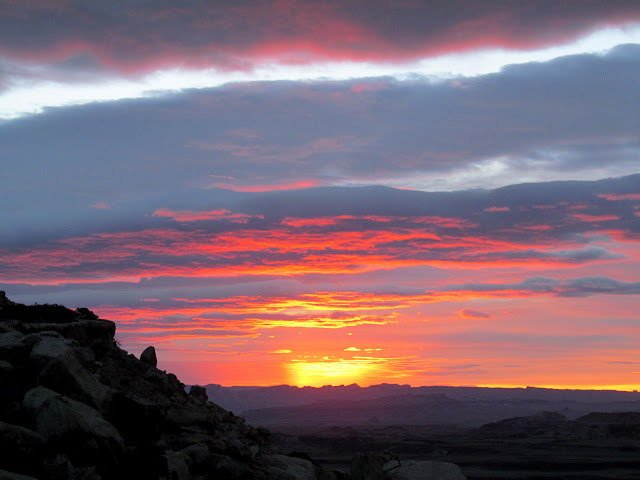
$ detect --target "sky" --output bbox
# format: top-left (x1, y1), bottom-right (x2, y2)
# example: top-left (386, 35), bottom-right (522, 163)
top-left (1, 0), bottom-right (640, 389)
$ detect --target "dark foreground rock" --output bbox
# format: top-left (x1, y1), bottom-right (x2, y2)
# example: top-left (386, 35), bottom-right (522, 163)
top-left (0, 293), bottom-right (466, 479)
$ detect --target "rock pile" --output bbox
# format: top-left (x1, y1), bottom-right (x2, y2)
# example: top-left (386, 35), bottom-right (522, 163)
top-left (0, 293), bottom-right (467, 480)
top-left (0, 294), bottom-right (305, 479)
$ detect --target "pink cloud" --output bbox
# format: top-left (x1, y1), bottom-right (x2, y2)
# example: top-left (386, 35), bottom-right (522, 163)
top-left (484, 206), bottom-right (510, 212)
top-left (458, 308), bottom-right (493, 319)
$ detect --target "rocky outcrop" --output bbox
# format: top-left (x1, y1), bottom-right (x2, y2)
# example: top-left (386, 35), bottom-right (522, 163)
top-left (140, 345), bottom-right (157, 367)
top-left (0, 293), bottom-right (468, 479)
top-left (0, 294), bottom-right (274, 479)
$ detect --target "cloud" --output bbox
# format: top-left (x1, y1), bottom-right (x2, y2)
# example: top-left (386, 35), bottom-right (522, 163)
top-left (458, 308), bottom-right (493, 319)
top-left (2, 1), bottom-right (638, 72)
top-left (2, 46), bottom-right (639, 213)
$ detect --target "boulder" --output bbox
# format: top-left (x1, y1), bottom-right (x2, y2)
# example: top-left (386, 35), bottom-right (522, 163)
top-left (106, 392), bottom-right (166, 444)
top-left (0, 332), bottom-right (27, 364)
top-left (351, 452), bottom-right (399, 480)
top-left (386, 460), bottom-right (467, 480)
top-left (38, 350), bottom-right (109, 410)
top-left (208, 454), bottom-right (255, 479)
top-left (29, 336), bottom-right (72, 370)
top-left (0, 421), bottom-right (46, 476)
top-left (140, 346), bottom-right (157, 367)
top-left (264, 454), bottom-right (318, 480)
top-left (17, 320), bottom-right (116, 349)
top-left (23, 387), bottom-right (123, 470)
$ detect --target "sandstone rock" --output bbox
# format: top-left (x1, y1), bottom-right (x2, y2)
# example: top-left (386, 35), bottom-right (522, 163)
top-left (386, 460), bottom-right (467, 480)
top-left (140, 346), bottom-right (157, 367)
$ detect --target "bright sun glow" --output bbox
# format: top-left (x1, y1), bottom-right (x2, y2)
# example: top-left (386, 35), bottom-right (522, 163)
top-left (287, 357), bottom-right (384, 387)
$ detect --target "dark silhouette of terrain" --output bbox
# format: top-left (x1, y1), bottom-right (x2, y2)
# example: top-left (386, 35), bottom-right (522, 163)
top-left (203, 381), bottom-right (640, 478)
top-left (204, 383), bottom-right (640, 428)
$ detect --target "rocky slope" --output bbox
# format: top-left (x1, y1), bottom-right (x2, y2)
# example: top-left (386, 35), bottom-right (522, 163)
top-left (0, 292), bottom-right (466, 480)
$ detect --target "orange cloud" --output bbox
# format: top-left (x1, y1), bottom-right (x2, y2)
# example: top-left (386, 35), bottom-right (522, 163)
top-left (209, 180), bottom-right (319, 192)
top-left (458, 308), bottom-right (493, 319)
top-left (152, 208), bottom-right (257, 222)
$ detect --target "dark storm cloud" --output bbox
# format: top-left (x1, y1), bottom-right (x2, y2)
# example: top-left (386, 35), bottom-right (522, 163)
top-left (1, 0), bottom-right (638, 73)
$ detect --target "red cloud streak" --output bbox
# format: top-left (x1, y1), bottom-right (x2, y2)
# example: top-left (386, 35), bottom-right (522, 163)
top-left (1, 1), bottom-right (639, 73)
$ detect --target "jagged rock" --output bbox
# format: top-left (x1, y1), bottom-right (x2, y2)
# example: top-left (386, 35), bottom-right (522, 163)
top-left (0, 291), bottom-right (15, 307)
top-left (37, 350), bottom-right (109, 410)
top-left (23, 387), bottom-right (123, 471)
top-left (75, 308), bottom-right (98, 320)
top-left (0, 469), bottom-right (39, 480)
top-left (386, 460), bottom-right (467, 480)
top-left (140, 346), bottom-right (157, 367)
top-left (189, 385), bottom-right (208, 404)
top-left (264, 454), bottom-right (318, 480)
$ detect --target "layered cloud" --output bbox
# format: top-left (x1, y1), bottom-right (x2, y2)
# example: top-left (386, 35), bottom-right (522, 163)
top-left (1, 2), bottom-right (639, 388)
top-left (2, 1), bottom-right (639, 70)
